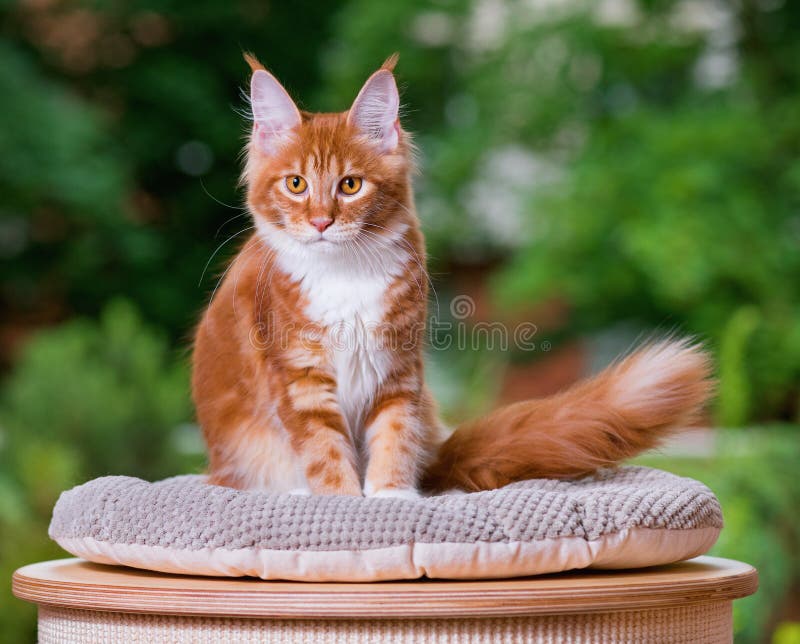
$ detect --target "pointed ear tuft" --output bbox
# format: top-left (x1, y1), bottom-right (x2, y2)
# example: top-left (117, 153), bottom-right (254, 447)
top-left (243, 52), bottom-right (265, 72)
top-left (249, 69), bottom-right (301, 155)
top-left (347, 69), bottom-right (400, 153)
top-left (381, 52), bottom-right (399, 72)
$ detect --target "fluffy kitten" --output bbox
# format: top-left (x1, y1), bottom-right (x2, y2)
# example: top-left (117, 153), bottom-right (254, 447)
top-left (191, 55), bottom-right (713, 497)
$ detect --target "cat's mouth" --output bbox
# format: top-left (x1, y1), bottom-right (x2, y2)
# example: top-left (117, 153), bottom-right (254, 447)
top-left (306, 231), bottom-right (355, 246)
top-left (305, 234), bottom-right (340, 247)
top-left (308, 231), bottom-right (334, 243)
top-left (289, 225), bottom-right (362, 247)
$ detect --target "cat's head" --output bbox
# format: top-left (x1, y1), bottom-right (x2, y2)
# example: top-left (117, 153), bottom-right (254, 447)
top-left (243, 54), bottom-right (413, 253)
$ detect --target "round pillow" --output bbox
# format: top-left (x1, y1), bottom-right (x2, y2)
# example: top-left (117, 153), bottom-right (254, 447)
top-left (49, 465), bottom-right (722, 581)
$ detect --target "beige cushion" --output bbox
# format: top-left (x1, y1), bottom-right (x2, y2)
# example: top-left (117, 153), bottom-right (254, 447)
top-left (49, 466), bottom-right (722, 581)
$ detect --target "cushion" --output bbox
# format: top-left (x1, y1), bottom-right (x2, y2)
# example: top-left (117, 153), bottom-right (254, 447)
top-left (49, 465), bottom-right (722, 582)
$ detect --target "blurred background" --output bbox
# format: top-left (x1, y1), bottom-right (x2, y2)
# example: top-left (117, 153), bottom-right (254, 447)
top-left (0, 0), bottom-right (798, 641)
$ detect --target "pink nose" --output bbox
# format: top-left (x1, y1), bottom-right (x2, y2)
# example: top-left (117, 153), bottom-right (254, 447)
top-left (310, 217), bottom-right (333, 233)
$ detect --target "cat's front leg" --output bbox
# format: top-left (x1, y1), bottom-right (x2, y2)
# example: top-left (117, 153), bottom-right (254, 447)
top-left (280, 367), bottom-right (362, 496)
top-left (362, 393), bottom-right (423, 499)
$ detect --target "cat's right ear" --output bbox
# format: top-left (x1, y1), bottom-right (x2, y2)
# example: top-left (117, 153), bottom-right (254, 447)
top-left (249, 66), bottom-right (301, 155)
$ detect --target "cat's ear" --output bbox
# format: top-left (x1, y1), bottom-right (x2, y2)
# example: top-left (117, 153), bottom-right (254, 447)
top-left (347, 56), bottom-right (400, 153)
top-left (249, 68), bottom-right (301, 155)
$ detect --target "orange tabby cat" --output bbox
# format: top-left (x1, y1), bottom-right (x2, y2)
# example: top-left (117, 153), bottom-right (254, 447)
top-left (192, 54), bottom-right (713, 498)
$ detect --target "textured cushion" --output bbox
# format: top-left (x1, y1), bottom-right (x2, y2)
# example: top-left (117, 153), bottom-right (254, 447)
top-left (49, 466), bottom-right (722, 581)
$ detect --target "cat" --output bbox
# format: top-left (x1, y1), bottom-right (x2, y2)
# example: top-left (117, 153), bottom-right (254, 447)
top-left (191, 54), bottom-right (713, 498)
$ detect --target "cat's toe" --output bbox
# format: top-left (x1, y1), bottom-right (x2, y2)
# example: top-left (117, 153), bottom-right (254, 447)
top-left (367, 487), bottom-right (421, 500)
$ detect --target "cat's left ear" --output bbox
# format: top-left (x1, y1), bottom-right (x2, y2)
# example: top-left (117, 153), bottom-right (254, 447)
top-left (347, 55), bottom-right (400, 153)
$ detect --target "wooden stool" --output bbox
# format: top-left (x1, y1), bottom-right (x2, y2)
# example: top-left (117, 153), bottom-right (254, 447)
top-left (13, 556), bottom-right (757, 643)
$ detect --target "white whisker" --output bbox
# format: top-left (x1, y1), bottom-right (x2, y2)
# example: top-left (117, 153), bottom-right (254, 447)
top-left (206, 232), bottom-right (259, 307)
top-left (357, 229), bottom-right (425, 301)
top-left (199, 225), bottom-right (256, 288)
top-left (360, 221), bottom-right (439, 315)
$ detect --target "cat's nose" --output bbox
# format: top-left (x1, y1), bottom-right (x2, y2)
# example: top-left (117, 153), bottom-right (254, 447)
top-left (310, 217), bottom-right (333, 233)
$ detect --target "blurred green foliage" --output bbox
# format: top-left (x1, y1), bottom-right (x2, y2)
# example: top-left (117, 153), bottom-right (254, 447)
top-left (495, 101), bottom-right (800, 422)
top-left (0, 300), bottom-right (195, 479)
top-left (1, 0), bottom-right (799, 641)
top-left (775, 622), bottom-right (800, 644)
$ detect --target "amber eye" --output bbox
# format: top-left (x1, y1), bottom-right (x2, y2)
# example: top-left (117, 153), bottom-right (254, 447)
top-left (339, 176), bottom-right (362, 196)
top-left (286, 175), bottom-right (308, 195)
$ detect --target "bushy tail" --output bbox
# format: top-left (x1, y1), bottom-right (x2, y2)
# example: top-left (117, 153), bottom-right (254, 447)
top-left (422, 339), bottom-right (714, 493)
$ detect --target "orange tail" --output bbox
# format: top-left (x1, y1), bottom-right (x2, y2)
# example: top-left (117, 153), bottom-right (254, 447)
top-left (422, 339), bottom-right (714, 493)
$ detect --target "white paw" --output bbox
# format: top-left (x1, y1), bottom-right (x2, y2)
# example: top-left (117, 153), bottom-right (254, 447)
top-left (440, 488), bottom-right (468, 496)
top-left (367, 487), bottom-right (421, 500)
top-left (287, 487), bottom-right (311, 496)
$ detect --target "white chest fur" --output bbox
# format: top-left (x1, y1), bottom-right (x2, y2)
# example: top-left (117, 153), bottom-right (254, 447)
top-left (264, 227), bottom-right (409, 437)
top-left (301, 258), bottom-right (397, 435)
